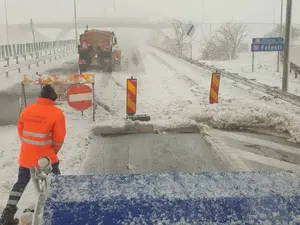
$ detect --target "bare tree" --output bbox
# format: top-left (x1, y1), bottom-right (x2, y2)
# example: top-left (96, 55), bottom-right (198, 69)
top-left (201, 36), bottom-right (218, 60)
top-left (168, 18), bottom-right (189, 57)
top-left (200, 22), bottom-right (248, 60)
top-left (265, 24), bottom-right (300, 40)
top-left (216, 22), bottom-right (248, 59)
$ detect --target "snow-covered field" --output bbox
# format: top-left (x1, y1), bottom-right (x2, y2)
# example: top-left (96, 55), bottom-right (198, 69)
top-left (1, 36), bottom-right (300, 218)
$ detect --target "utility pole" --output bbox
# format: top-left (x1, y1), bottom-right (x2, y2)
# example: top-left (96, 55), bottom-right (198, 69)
top-left (104, 8), bottom-right (107, 30)
top-left (4, 0), bottom-right (9, 45)
top-left (202, 0), bottom-right (205, 23)
top-left (30, 18), bottom-right (37, 56)
top-left (277, 0), bottom-right (284, 72)
top-left (282, 0), bottom-right (292, 92)
top-left (73, 0), bottom-right (78, 46)
top-left (280, 0), bottom-right (284, 35)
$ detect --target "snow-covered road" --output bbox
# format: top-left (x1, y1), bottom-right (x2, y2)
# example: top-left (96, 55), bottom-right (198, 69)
top-left (81, 133), bottom-right (227, 175)
top-left (1, 43), bottom-right (300, 215)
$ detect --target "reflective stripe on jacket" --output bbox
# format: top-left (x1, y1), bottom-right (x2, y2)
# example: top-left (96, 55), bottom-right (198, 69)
top-left (18, 97), bottom-right (66, 168)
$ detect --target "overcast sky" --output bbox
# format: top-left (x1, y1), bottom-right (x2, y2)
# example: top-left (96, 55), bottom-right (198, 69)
top-left (1, 0), bottom-right (300, 24)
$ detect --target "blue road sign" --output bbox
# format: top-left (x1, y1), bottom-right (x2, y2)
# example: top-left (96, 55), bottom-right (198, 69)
top-left (251, 43), bottom-right (284, 52)
top-left (252, 37), bottom-right (284, 44)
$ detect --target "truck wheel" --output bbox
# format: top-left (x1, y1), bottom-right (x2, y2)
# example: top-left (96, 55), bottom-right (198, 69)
top-left (107, 65), bottom-right (113, 73)
top-left (79, 65), bottom-right (87, 73)
top-left (105, 63), bottom-right (113, 73)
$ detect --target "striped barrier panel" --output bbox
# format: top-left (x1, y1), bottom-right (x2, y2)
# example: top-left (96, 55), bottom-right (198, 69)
top-left (42, 171), bottom-right (300, 225)
top-left (209, 72), bottom-right (221, 104)
top-left (126, 76), bottom-right (137, 115)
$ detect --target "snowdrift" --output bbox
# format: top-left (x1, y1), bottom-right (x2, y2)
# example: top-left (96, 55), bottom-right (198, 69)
top-left (190, 100), bottom-right (300, 143)
top-left (91, 118), bottom-right (203, 136)
top-left (91, 98), bottom-right (300, 143)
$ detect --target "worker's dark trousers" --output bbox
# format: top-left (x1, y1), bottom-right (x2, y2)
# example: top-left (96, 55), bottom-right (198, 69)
top-left (6, 162), bottom-right (60, 208)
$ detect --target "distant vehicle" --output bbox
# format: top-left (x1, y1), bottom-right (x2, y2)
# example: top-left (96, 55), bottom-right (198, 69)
top-left (77, 26), bottom-right (120, 73)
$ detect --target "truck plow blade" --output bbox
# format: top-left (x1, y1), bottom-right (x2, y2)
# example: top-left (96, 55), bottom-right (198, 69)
top-left (42, 171), bottom-right (300, 224)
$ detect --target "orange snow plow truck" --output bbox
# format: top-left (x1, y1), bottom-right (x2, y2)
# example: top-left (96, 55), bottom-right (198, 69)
top-left (77, 27), bottom-right (121, 73)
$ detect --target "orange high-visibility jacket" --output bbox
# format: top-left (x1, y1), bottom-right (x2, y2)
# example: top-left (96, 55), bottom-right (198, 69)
top-left (18, 97), bottom-right (66, 168)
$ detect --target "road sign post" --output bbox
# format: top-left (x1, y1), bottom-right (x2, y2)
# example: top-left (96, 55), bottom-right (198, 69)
top-left (278, 0), bottom-right (284, 73)
top-left (251, 37), bottom-right (284, 72)
top-left (184, 23), bottom-right (195, 61)
top-left (282, 0), bottom-right (292, 92)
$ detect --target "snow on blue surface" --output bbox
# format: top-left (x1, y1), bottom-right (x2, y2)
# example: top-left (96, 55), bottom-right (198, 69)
top-left (42, 171), bottom-right (300, 224)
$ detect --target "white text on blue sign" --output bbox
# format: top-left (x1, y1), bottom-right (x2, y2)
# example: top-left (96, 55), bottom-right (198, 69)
top-left (251, 43), bottom-right (284, 52)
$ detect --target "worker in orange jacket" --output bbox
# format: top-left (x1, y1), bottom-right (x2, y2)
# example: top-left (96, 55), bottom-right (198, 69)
top-left (0, 84), bottom-right (66, 225)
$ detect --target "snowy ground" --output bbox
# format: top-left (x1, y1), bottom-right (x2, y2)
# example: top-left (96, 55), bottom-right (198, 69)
top-left (1, 42), bottom-right (300, 217)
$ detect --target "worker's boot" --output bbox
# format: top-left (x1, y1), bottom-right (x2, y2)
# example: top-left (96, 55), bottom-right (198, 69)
top-left (0, 205), bottom-right (19, 225)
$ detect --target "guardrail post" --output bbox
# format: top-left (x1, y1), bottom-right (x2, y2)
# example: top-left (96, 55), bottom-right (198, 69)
top-left (16, 56), bottom-right (21, 73)
top-left (5, 58), bottom-right (9, 78)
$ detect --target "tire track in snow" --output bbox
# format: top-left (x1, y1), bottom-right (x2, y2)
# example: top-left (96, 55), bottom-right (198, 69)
top-left (92, 50), bottom-right (149, 118)
top-left (201, 129), bottom-right (250, 171)
top-left (132, 53), bottom-right (199, 119)
top-left (95, 99), bottom-right (115, 115)
top-left (150, 52), bottom-right (208, 102)
top-left (92, 71), bottom-right (126, 117)
top-left (150, 47), bottom-right (281, 104)
top-left (110, 76), bottom-right (124, 89)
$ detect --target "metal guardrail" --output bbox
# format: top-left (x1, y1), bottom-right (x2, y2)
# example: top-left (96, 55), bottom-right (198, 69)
top-left (279, 51), bottom-right (300, 78)
top-left (0, 40), bottom-right (75, 60)
top-left (0, 47), bottom-right (77, 77)
top-left (290, 62), bottom-right (300, 77)
top-left (0, 40), bottom-right (76, 73)
top-left (150, 44), bottom-right (300, 107)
